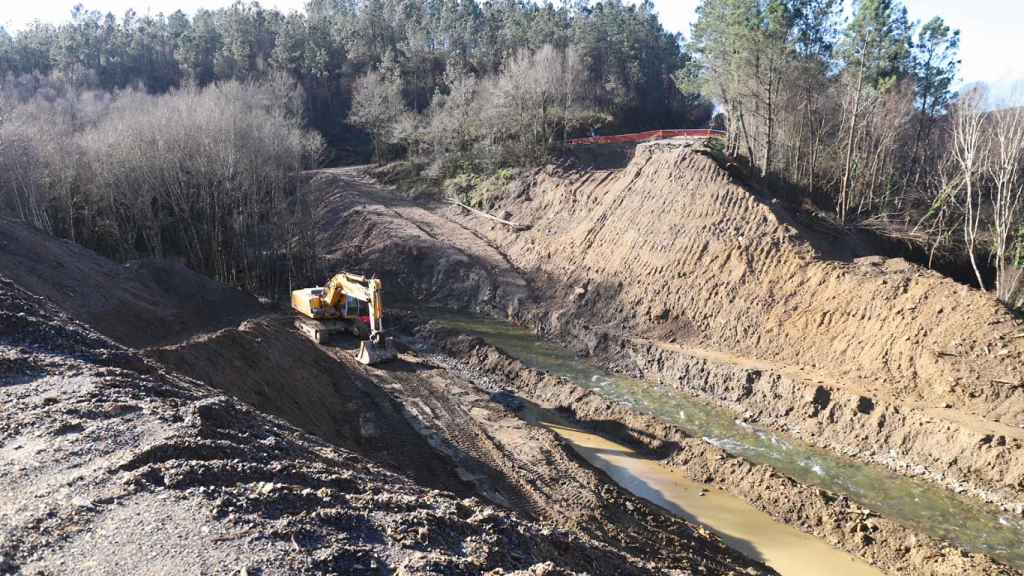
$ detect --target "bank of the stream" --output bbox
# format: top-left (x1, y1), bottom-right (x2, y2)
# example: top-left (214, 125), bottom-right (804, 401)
top-left (524, 404), bottom-right (883, 576)
top-left (425, 311), bottom-right (1024, 572)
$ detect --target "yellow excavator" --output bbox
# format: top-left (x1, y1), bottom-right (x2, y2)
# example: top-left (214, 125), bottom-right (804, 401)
top-left (290, 272), bottom-right (397, 365)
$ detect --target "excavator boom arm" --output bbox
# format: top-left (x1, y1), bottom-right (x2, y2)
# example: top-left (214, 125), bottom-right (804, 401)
top-left (322, 273), bottom-right (384, 334)
top-left (291, 271), bottom-right (395, 364)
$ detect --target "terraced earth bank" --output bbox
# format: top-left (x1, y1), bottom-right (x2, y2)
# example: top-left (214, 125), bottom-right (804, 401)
top-left (438, 140), bottom-right (1024, 513)
top-left (298, 161), bottom-right (1024, 574)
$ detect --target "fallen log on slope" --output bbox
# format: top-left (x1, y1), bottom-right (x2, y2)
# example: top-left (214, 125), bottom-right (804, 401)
top-left (446, 200), bottom-right (531, 231)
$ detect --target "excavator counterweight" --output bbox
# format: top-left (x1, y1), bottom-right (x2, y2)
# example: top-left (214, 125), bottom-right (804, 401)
top-left (290, 273), bottom-right (397, 365)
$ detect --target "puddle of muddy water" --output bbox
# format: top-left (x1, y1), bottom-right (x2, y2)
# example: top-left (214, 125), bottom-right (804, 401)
top-left (524, 406), bottom-right (883, 576)
top-left (426, 312), bottom-right (1024, 570)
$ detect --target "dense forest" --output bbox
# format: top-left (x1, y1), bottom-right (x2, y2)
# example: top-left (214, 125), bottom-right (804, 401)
top-left (0, 0), bottom-right (1020, 307)
top-left (0, 0), bottom-right (701, 153)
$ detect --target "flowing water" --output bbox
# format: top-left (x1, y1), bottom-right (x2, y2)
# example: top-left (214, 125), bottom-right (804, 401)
top-left (525, 407), bottom-right (882, 575)
top-left (428, 312), bottom-right (1024, 570)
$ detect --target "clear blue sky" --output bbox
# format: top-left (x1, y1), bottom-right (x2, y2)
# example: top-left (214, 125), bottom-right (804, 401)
top-left (3, 0), bottom-right (1020, 89)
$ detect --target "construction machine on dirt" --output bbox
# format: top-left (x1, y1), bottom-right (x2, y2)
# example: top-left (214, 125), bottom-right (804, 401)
top-left (291, 272), bottom-right (397, 365)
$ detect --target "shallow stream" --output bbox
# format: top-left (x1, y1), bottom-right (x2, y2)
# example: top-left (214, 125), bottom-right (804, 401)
top-left (429, 312), bottom-right (1024, 570)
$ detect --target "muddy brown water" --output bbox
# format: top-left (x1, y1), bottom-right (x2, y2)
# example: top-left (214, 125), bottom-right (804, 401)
top-left (428, 312), bottom-right (1024, 570)
top-left (524, 407), bottom-right (882, 575)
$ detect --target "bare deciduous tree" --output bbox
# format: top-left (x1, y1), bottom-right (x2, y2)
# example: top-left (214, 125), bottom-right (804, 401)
top-left (950, 87), bottom-right (988, 291)
top-left (988, 93), bottom-right (1024, 304)
top-left (348, 66), bottom-right (406, 164)
top-left (0, 80), bottom-right (325, 296)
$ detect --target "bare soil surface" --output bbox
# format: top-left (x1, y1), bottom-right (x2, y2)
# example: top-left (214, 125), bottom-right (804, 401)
top-left (147, 316), bottom-right (473, 494)
top-left (430, 141), bottom-right (1024, 511)
top-left (146, 313), bottom-right (765, 575)
top-left (295, 164), bottom-right (1023, 574)
top-left (0, 193), bottom-right (769, 574)
top-left (0, 273), bottom-right (766, 575)
top-left (0, 218), bottom-right (262, 348)
top-left (307, 168), bottom-right (532, 317)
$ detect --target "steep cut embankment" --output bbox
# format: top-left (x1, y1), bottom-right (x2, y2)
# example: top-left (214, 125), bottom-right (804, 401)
top-left (0, 218), bottom-right (262, 348)
top-left (446, 140), bottom-right (1024, 509)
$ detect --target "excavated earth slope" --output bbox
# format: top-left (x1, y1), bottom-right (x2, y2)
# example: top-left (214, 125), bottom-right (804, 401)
top-left (0, 206), bottom-right (766, 575)
top-left (299, 165), bottom-right (1023, 573)
top-left (420, 325), bottom-right (1020, 576)
top-left (308, 168), bottom-right (532, 317)
top-left (443, 141), bottom-right (1024, 510)
top-left (0, 219), bottom-right (262, 348)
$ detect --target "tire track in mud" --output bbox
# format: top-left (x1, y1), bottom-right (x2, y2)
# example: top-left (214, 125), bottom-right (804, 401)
top-left (310, 345), bottom-right (772, 575)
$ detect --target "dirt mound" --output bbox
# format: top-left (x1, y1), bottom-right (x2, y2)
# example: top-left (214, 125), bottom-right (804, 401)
top-left (148, 316), bottom-right (473, 493)
top-left (0, 218), bottom-right (262, 348)
top-left (3, 274), bottom-right (748, 576)
top-left (465, 141), bottom-right (1023, 418)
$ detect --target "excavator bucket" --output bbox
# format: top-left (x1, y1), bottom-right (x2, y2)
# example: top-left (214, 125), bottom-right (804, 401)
top-left (356, 338), bottom-right (397, 365)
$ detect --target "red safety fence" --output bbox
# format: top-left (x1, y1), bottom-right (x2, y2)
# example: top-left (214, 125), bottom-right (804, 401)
top-left (567, 129), bottom-right (726, 146)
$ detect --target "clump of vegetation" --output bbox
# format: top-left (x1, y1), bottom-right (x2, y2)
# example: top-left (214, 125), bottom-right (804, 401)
top-left (1, 0), bottom-right (1021, 306)
top-left (0, 78), bottom-right (325, 296)
top-left (0, 1), bottom-right (703, 157)
top-left (350, 45), bottom-right (611, 175)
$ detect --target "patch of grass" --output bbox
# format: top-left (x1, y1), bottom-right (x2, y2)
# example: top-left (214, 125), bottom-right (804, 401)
top-left (442, 168), bottom-right (521, 210)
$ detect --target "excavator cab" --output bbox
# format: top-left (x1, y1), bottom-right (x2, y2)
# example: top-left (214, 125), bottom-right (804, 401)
top-left (290, 272), bottom-right (397, 365)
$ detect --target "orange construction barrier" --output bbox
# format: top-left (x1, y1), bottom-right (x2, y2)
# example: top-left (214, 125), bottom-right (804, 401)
top-left (567, 129), bottom-right (726, 146)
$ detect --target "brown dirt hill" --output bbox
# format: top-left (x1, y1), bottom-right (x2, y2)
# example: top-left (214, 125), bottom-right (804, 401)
top-left (147, 316), bottom-right (475, 495)
top-left (0, 218), bottom-right (262, 348)
top-left (442, 140), bottom-right (1024, 506)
